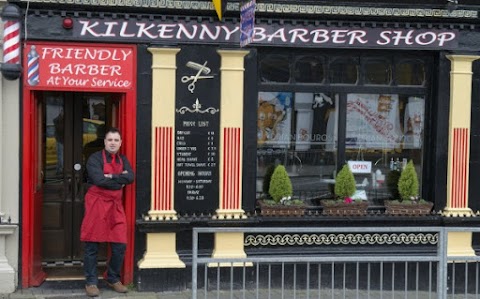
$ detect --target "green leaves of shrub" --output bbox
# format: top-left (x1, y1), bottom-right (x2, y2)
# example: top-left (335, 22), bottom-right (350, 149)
top-left (334, 164), bottom-right (356, 199)
top-left (269, 165), bottom-right (293, 203)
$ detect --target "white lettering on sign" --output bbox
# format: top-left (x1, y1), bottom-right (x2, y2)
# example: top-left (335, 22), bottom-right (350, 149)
top-left (347, 161), bottom-right (372, 174)
top-left (41, 47), bottom-right (132, 61)
top-left (27, 43), bottom-right (135, 90)
top-left (77, 20), bottom-right (459, 50)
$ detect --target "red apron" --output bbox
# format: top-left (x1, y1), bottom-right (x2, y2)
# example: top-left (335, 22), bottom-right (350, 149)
top-left (80, 150), bottom-right (127, 243)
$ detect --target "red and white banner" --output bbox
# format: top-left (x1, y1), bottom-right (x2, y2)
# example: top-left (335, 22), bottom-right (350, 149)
top-left (23, 42), bottom-right (135, 91)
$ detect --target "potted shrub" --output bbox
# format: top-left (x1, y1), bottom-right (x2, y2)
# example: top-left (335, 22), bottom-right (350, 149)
top-left (320, 164), bottom-right (368, 216)
top-left (384, 160), bottom-right (433, 216)
top-left (257, 165), bottom-right (305, 217)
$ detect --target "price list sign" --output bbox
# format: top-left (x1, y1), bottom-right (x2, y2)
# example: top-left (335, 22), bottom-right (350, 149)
top-left (174, 46), bottom-right (220, 213)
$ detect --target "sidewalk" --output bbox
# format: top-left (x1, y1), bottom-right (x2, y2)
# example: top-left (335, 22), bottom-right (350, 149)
top-left (2, 290), bottom-right (190, 299)
top-left (0, 281), bottom-right (191, 299)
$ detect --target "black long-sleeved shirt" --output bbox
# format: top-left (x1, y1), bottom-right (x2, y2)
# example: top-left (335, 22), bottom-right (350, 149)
top-left (86, 150), bottom-right (134, 190)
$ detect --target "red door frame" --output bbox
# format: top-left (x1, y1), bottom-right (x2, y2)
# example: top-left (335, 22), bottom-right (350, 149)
top-left (21, 42), bottom-right (137, 287)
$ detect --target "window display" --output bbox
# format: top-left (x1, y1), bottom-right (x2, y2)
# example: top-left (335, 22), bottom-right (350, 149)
top-left (256, 50), bottom-right (430, 208)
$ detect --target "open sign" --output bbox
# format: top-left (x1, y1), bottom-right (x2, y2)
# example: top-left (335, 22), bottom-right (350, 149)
top-left (348, 161), bottom-right (372, 174)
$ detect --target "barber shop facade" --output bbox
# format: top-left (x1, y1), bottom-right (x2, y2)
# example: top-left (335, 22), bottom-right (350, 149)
top-left (2, 0), bottom-right (480, 291)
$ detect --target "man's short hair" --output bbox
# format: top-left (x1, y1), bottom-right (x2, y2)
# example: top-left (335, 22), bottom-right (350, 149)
top-left (105, 127), bottom-right (122, 139)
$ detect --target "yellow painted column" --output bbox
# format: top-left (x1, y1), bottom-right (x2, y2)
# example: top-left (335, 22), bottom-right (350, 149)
top-left (138, 47), bottom-right (185, 269)
top-left (444, 55), bottom-right (480, 257)
top-left (210, 50), bottom-right (250, 265)
top-left (137, 233), bottom-right (185, 268)
top-left (444, 55), bottom-right (479, 217)
top-left (147, 47), bottom-right (180, 221)
top-left (215, 50), bottom-right (249, 220)
top-left (210, 232), bottom-right (248, 267)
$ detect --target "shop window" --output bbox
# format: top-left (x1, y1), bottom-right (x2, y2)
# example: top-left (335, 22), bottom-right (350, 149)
top-left (259, 55), bottom-right (290, 83)
top-left (256, 50), bottom-right (430, 208)
top-left (294, 56), bottom-right (325, 83)
top-left (329, 58), bottom-right (358, 84)
top-left (395, 60), bottom-right (425, 86)
top-left (345, 94), bottom-right (424, 206)
top-left (257, 91), bottom-right (338, 200)
top-left (364, 59), bottom-right (392, 85)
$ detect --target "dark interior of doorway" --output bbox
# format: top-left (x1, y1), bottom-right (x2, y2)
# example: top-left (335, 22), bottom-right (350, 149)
top-left (41, 91), bottom-right (118, 281)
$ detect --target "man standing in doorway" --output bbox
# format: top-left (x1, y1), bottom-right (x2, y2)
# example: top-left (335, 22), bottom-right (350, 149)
top-left (80, 127), bottom-right (134, 297)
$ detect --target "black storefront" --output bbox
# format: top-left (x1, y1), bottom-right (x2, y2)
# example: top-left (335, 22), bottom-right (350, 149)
top-left (13, 0), bottom-right (480, 290)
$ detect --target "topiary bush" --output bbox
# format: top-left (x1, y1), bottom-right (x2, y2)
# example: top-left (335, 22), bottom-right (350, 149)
top-left (269, 165), bottom-right (293, 203)
top-left (397, 160), bottom-right (419, 201)
top-left (334, 164), bottom-right (356, 199)
top-left (262, 164), bottom-right (276, 196)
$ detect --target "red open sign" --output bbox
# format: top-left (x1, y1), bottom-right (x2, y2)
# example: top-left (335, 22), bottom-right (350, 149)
top-left (347, 161), bottom-right (372, 174)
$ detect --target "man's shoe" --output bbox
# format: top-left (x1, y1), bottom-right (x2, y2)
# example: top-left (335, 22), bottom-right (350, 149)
top-left (85, 285), bottom-right (100, 297)
top-left (107, 281), bottom-right (128, 293)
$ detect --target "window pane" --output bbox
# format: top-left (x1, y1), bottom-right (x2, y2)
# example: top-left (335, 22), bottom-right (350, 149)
top-left (259, 55), bottom-right (290, 83)
top-left (257, 92), bottom-right (338, 201)
top-left (396, 61), bottom-right (425, 85)
top-left (294, 56), bottom-right (324, 83)
top-left (329, 58), bottom-right (358, 84)
top-left (364, 59), bottom-right (392, 85)
top-left (345, 94), bottom-right (424, 206)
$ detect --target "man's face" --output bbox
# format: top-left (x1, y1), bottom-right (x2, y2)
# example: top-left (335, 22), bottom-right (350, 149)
top-left (104, 132), bottom-right (122, 154)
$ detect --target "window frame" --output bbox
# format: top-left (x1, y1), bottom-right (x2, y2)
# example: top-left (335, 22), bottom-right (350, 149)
top-left (257, 48), bottom-right (434, 205)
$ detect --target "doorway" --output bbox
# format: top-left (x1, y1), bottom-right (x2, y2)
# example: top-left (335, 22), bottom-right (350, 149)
top-left (41, 91), bottom-right (118, 279)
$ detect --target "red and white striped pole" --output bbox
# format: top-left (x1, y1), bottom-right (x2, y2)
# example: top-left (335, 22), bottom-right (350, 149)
top-left (1, 4), bottom-right (21, 80)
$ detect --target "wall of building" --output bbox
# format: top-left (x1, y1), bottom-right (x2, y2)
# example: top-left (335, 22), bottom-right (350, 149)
top-left (0, 3), bottom-right (20, 292)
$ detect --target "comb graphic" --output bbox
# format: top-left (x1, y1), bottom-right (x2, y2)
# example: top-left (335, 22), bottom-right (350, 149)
top-left (186, 61), bottom-right (211, 74)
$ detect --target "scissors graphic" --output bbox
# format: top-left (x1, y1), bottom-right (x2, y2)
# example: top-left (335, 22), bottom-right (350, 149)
top-left (181, 61), bottom-right (214, 93)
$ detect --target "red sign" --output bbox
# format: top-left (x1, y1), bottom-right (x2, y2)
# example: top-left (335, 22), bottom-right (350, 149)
top-left (23, 42), bottom-right (135, 91)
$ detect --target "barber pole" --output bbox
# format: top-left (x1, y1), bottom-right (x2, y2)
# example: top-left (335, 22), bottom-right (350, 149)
top-left (3, 19), bottom-right (20, 64)
top-left (1, 4), bottom-right (22, 80)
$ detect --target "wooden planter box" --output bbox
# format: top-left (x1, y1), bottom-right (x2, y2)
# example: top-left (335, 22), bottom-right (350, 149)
top-left (384, 200), bottom-right (434, 216)
top-left (320, 200), bottom-right (368, 216)
top-left (257, 200), bottom-right (306, 217)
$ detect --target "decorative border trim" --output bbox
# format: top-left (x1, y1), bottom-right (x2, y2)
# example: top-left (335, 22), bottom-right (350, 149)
top-left (244, 233), bottom-right (438, 246)
top-left (19, 0), bottom-right (478, 19)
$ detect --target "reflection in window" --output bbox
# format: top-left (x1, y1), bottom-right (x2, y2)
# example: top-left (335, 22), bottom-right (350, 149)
top-left (256, 92), bottom-right (338, 200)
top-left (364, 59), bottom-right (392, 85)
top-left (329, 58), bottom-right (358, 84)
top-left (396, 60), bottom-right (425, 85)
top-left (294, 56), bottom-right (324, 83)
top-left (259, 55), bottom-right (290, 83)
top-left (345, 94), bottom-right (425, 206)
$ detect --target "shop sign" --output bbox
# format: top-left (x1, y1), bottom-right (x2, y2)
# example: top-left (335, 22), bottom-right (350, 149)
top-left (74, 18), bottom-right (459, 50)
top-left (23, 42), bottom-right (135, 91)
top-left (174, 46), bottom-right (220, 213)
top-left (348, 161), bottom-right (372, 174)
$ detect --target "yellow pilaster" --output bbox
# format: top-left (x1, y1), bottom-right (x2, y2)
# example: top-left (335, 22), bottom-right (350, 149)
top-left (443, 55), bottom-right (479, 217)
top-left (447, 231), bottom-right (475, 257)
top-left (138, 233), bottom-right (185, 268)
top-left (443, 55), bottom-right (480, 257)
top-left (210, 232), bottom-right (248, 267)
top-left (215, 50), bottom-right (249, 220)
top-left (148, 47), bottom-right (180, 221)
